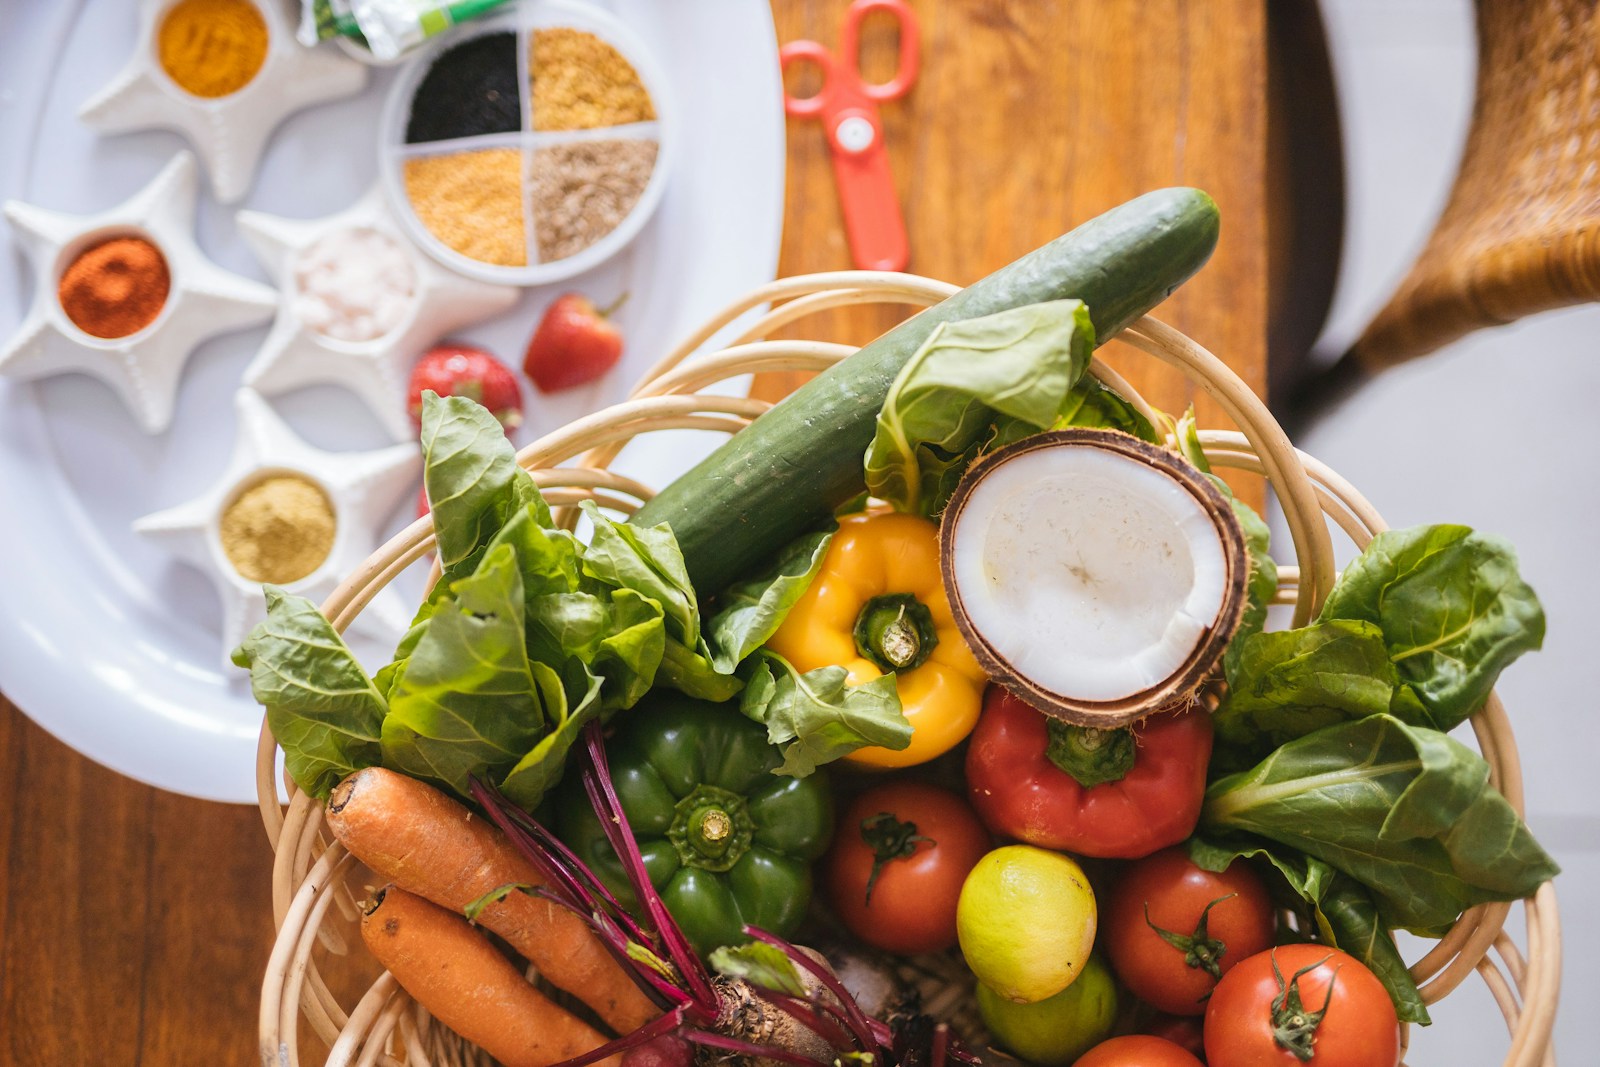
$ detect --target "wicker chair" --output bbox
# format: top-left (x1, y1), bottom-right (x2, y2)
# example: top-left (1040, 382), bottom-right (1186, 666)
top-left (1351, 0), bottom-right (1600, 371)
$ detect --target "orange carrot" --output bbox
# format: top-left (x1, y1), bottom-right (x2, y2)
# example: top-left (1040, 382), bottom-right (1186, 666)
top-left (328, 767), bottom-right (657, 1034)
top-left (362, 885), bottom-right (621, 1067)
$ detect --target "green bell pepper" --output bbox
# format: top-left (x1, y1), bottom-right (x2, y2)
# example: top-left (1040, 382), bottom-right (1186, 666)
top-left (558, 695), bottom-right (834, 958)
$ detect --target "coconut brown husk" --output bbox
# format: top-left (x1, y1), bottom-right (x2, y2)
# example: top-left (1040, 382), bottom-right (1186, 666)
top-left (938, 428), bottom-right (1248, 728)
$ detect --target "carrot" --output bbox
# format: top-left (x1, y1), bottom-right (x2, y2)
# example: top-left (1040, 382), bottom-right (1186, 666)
top-left (361, 885), bottom-right (621, 1067)
top-left (327, 767), bottom-right (657, 1034)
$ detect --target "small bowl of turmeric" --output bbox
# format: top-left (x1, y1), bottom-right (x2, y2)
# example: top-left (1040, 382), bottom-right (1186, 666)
top-left (379, 0), bottom-right (674, 286)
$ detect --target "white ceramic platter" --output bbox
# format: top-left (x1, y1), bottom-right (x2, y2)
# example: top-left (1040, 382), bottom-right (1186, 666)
top-left (0, 0), bottom-right (785, 803)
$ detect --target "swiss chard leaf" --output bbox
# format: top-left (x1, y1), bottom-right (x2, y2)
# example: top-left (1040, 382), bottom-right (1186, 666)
top-left (1319, 525), bottom-right (1544, 730)
top-left (739, 652), bottom-right (908, 776)
top-left (706, 530), bottom-right (834, 673)
top-left (232, 587), bottom-right (387, 800)
top-left (1189, 836), bottom-right (1429, 1024)
top-left (864, 300), bottom-right (1094, 516)
top-left (380, 545), bottom-right (554, 797)
top-left (1214, 620), bottom-right (1408, 766)
top-left (1202, 714), bottom-right (1559, 934)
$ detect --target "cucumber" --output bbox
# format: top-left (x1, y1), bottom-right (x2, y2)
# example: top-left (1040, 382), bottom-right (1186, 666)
top-left (632, 187), bottom-right (1221, 595)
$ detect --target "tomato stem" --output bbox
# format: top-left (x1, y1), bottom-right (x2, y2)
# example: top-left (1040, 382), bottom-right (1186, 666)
top-left (1269, 951), bottom-right (1338, 1063)
top-left (859, 811), bottom-right (933, 905)
top-left (1144, 893), bottom-right (1236, 983)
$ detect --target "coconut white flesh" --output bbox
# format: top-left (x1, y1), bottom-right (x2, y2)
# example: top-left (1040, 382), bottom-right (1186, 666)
top-left (949, 445), bottom-right (1229, 703)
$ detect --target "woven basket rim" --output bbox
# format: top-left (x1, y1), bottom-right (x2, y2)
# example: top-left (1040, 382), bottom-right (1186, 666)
top-left (254, 270), bottom-right (1561, 1067)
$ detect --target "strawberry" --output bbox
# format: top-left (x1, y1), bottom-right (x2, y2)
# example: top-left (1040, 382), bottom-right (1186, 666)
top-left (408, 343), bottom-right (524, 432)
top-left (523, 292), bottom-right (626, 393)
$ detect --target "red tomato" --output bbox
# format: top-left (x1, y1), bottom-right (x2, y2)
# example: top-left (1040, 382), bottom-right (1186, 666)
top-left (1204, 945), bottom-right (1400, 1067)
top-left (823, 782), bottom-right (990, 955)
top-left (1106, 848), bottom-right (1276, 1016)
top-left (1075, 1035), bottom-right (1204, 1067)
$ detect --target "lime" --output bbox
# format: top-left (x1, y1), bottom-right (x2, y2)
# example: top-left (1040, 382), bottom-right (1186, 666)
top-left (956, 845), bottom-right (1097, 1003)
top-left (977, 954), bottom-right (1118, 1066)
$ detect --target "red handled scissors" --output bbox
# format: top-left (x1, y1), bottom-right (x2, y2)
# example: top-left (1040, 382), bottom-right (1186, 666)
top-left (781, 0), bottom-right (920, 272)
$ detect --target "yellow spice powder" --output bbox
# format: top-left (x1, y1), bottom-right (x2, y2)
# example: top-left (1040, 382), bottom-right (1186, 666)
top-left (220, 474), bottom-right (336, 584)
top-left (532, 28), bottom-right (656, 131)
top-left (404, 148), bottom-right (528, 267)
top-left (158, 0), bottom-right (269, 99)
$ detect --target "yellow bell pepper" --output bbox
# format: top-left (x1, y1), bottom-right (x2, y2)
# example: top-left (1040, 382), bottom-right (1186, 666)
top-left (767, 512), bottom-right (988, 767)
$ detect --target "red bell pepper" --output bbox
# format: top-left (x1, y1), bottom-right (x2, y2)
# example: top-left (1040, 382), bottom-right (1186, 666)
top-left (965, 686), bottom-right (1212, 859)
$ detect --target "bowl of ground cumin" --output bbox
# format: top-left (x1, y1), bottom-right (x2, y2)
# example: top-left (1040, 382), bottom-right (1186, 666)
top-left (379, 0), bottom-right (673, 285)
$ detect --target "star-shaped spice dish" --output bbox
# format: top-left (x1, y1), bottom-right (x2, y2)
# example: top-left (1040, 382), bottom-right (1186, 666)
top-left (0, 151), bottom-right (277, 434)
top-left (78, 0), bottom-right (368, 204)
top-left (134, 388), bottom-right (421, 667)
top-left (238, 187), bottom-right (520, 441)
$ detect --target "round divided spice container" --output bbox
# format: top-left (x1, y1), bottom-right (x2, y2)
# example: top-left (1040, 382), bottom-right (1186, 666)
top-left (379, 0), bottom-right (672, 285)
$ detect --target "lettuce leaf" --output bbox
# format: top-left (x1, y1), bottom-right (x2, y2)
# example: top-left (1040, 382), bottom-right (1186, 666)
top-left (706, 530), bottom-right (834, 673)
top-left (232, 587), bottom-right (387, 800)
top-left (738, 652), bottom-right (908, 776)
top-left (380, 545), bottom-right (556, 796)
top-left (1054, 374), bottom-right (1161, 442)
top-left (864, 300), bottom-right (1094, 516)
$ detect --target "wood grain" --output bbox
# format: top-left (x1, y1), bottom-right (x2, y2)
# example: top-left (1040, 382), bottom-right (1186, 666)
top-left (761, 0), bottom-right (1268, 502)
top-left (0, 3), bottom-right (1267, 1062)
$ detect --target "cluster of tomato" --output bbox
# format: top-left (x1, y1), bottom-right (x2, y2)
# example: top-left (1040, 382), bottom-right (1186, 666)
top-left (820, 687), bottom-right (1402, 1067)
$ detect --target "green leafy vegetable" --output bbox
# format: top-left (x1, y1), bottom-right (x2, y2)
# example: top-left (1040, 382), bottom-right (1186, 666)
top-left (739, 652), bottom-right (909, 776)
top-left (864, 300), bottom-right (1094, 516)
top-left (706, 530), bottom-right (834, 673)
top-left (708, 942), bottom-right (808, 996)
top-left (232, 587), bottom-right (386, 800)
top-left (581, 501), bottom-right (742, 702)
top-left (1319, 525), bottom-right (1544, 731)
top-left (380, 546), bottom-right (555, 796)
top-left (1172, 407), bottom-right (1278, 677)
top-left (1214, 620), bottom-right (1409, 765)
top-left (1053, 374), bottom-right (1161, 442)
top-left (420, 392), bottom-right (545, 576)
top-left (1202, 714), bottom-right (1559, 934)
top-left (498, 664), bottom-right (606, 808)
top-left (1189, 836), bottom-right (1429, 1024)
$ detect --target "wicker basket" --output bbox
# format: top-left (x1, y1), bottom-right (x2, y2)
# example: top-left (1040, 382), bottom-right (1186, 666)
top-left (256, 272), bottom-right (1562, 1067)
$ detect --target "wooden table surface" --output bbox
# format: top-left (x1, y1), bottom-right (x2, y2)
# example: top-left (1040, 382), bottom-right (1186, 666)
top-left (0, 3), bottom-right (1265, 1063)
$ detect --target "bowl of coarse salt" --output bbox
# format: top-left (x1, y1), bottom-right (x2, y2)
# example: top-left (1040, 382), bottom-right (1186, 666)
top-left (377, 0), bottom-right (673, 286)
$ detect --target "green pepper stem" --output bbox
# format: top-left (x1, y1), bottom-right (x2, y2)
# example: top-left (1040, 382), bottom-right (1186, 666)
top-left (854, 593), bottom-right (939, 673)
top-left (667, 785), bottom-right (754, 873)
top-left (1044, 718), bottom-right (1137, 787)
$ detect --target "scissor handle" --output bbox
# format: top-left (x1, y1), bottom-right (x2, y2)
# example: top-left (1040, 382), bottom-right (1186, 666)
top-left (780, 39), bottom-right (841, 118)
top-left (840, 0), bottom-right (920, 102)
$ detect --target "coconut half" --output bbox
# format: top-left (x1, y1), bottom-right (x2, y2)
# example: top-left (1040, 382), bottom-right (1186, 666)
top-left (940, 428), bottom-right (1247, 727)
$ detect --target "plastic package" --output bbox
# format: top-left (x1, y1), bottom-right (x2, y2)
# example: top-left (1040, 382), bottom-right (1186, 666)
top-left (300, 0), bottom-right (514, 60)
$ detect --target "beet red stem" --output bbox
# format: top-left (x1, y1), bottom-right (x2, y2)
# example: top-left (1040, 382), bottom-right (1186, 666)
top-left (743, 926), bottom-right (880, 1054)
top-left (582, 723), bottom-right (716, 1006)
